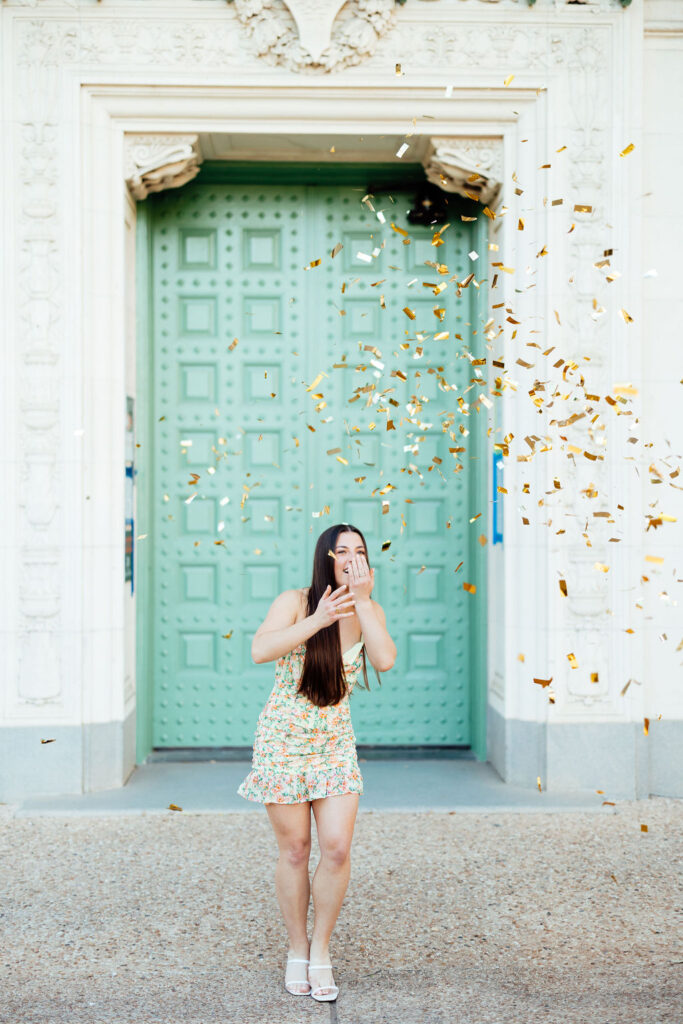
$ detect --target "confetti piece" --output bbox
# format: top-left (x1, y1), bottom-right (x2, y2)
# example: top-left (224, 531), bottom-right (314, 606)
top-left (222, 631), bottom-right (233, 639)
top-left (559, 579), bottom-right (567, 597)
top-left (640, 824), bottom-right (648, 833)
top-left (395, 63), bottom-right (402, 75)
top-left (454, 561), bottom-right (464, 573)
top-left (402, 307), bottom-right (416, 320)
top-left (396, 142), bottom-right (409, 159)
top-left (567, 653), bottom-right (578, 670)
top-left (620, 308), bottom-right (634, 324)
top-left (504, 74), bottom-right (514, 86)
top-left (306, 372), bottom-right (328, 392)
top-left (468, 250), bottom-right (479, 261)
top-left (168, 804), bottom-right (183, 812)
top-left (305, 258), bottom-right (321, 269)
top-left (40, 738), bottom-right (56, 744)
top-left (518, 653), bottom-right (525, 663)
top-left (574, 204), bottom-right (593, 213)
top-left (620, 143), bottom-right (634, 157)
top-left (330, 242), bottom-right (343, 258)
top-left (381, 540), bottom-right (391, 551)
top-left (463, 582), bottom-right (476, 594)
top-left (594, 562), bottom-right (610, 573)
top-left (645, 555), bottom-right (664, 565)
top-left (537, 776), bottom-right (542, 792)
top-left (533, 677), bottom-right (553, 688)
top-left (228, 337), bottom-right (238, 351)
top-left (643, 717), bottom-right (649, 736)
top-left (356, 251), bottom-right (372, 263)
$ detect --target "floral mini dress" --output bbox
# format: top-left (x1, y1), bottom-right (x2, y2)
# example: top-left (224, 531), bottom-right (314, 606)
top-left (237, 637), bottom-right (365, 804)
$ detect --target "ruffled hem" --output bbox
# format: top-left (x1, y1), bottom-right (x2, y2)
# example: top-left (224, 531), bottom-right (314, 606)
top-left (237, 768), bottom-right (363, 805)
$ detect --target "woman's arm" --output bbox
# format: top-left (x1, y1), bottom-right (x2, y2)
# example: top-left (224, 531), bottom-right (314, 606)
top-left (251, 586), bottom-right (355, 664)
top-left (346, 552), bottom-right (396, 672)
top-left (356, 598), bottom-right (397, 672)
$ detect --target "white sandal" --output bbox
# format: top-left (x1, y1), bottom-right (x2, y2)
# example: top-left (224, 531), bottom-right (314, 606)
top-left (284, 955), bottom-right (312, 996)
top-left (308, 962), bottom-right (339, 1002)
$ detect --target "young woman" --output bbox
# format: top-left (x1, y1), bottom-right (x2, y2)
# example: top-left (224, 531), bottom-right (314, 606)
top-left (237, 523), bottom-right (396, 1001)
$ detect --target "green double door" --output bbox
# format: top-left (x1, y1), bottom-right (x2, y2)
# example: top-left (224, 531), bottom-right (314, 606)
top-left (142, 176), bottom-right (485, 750)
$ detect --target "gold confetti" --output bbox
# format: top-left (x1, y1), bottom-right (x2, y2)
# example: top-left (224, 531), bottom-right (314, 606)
top-left (463, 582), bottom-right (476, 594)
top-left (533, 677), bottom-right (553, 688)
top-left (221, 631), bottom-right (233, 639)
top-left (645, 555), bottom-right (664, 565)
top-left (40, 738), bottom-right (56, 744)
top-left (381, 540), bottom-right (391, 551)
top-left (537, 776), bottom-right (542, 792)
top-left (594, 562), bottom-right (610, 572)
top-left (168, 804), bottom-right (183, 812)
top-left (559, 579), bottom-right (568, 597)
top-left (330, 242), bottom-right (343, 258)
top-left (305, 258), bottom-right (321, 269)
top-left (306, 373), bottom-right (326, 392)
top-left (643, 717), bottom-right (649, 736)
top-left (640, 824), bottom-right (648, 833)
top-left (504, 74), bottom-right (514, 86)
top-left (620, 143), bottom-right (634, 157)
top-left (402, 306), bottom-right (416, 320)
top-left (574, 204), bottom-right (593, 213)
top-left (567, 653), bottom-right (578, 670)
top-left (620, 308), bottom-right (634, 324)
top-left (395, 63), bottom-right (402, 75)
top-left (518, 653), bottom-right (525, 663)
top-left (478, 535), bottom-right (487, 547)
top-left (336, 456), bottom-right (349, 465)
top-left (228, 337), bottom-right (238, 351)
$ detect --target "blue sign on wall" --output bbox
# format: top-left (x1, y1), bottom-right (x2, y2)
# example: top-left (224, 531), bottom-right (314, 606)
top-left (492, 451), bottom-right (504, 545)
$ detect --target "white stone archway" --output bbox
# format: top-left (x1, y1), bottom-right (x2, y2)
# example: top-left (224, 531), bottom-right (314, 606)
top-left (1, 1), bottom-right (647, 800)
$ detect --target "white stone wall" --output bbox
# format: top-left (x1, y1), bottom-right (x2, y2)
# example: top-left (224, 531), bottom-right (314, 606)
top-left (640, 0), bottom-right (683, 787)
top-left (1, 0), bottom-right (679, 801)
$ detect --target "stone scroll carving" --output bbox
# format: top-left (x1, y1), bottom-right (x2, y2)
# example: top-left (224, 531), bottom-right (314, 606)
top-left (233, 0), bottom-right (396, 73)
top-left (124, 135), bottom-right (203, 201)
top-left (422, 137), bottom-right (503, 207)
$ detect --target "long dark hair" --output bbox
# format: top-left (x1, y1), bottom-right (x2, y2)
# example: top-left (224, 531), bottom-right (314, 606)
top-left (297, 523), bottom-right (381, 707)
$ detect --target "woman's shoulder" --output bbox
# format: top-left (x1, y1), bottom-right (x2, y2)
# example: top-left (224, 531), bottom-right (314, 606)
top-left (283, 587), bottom-right (308, 622)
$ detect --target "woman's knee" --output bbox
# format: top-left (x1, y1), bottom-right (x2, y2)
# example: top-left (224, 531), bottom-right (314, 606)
top-left (281, 836), bottom-right (311, 867)
top-left (320, 837), bottom-right (351, 867)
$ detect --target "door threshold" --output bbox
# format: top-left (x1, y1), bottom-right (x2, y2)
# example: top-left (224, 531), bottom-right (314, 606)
top-left (146, 745), bottom-right (475, 763)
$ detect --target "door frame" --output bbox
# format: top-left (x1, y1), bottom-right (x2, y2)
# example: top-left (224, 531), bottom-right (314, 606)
top-left (135, 161), bottom-right (489, 761)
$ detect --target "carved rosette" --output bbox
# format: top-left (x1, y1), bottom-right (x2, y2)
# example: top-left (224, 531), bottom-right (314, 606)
top-left (125, 135), bottom-right (203, 201)
top-left (233, 0), bottom-right (396, 73)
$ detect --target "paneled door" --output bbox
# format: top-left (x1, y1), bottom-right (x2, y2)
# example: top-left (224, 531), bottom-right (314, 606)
top-left (145, 180), bottom-right (483, 748)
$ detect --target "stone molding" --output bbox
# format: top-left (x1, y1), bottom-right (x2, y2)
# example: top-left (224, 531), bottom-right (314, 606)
top-left (423, 137), bottom-right (503, 207)
top-left (124, 135), bottom-right (203, 201)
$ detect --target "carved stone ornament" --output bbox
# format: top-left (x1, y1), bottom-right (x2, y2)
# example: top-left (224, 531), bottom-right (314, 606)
top-left (233, 0), bottom-right (395, 73)
top-left (124, 135), bottom-right (203, 201)
top-left (422, 137), bottom-right (503, 207)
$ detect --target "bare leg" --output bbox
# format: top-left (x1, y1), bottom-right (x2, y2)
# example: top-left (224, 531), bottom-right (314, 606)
top-left (309, 793), bottom-right (359, 996)
top-left (265, 801), bottom-right (313, 993)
